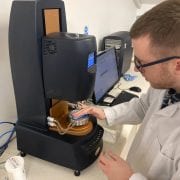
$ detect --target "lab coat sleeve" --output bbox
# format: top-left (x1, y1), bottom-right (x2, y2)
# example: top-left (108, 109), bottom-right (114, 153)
top-left (171, 147), bottom-right (180, 180)
top-left (129, 160), bottom-right (180, 180)
top-left (103, 87), bottom-right (152, 126)
top-left (129, 173), bottom-right (148, 180)
top-left (172, 166), bottom-right (180, 180)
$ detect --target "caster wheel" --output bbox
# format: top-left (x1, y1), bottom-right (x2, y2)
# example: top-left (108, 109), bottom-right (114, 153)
top-left (74, 170), bottom-right (80, 176)
top-left (20, 151), bottom-right (26, 157)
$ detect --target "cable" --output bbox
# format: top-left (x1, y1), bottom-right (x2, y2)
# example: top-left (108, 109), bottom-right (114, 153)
top-left (0, 120), bottom-right (17, 168)
top-left (0, 121), bottom-right (16, 157)
top-left (54, 120), bottom-right (75, 135)
top-left (0, 130), bottom-right (14, 140)
top-left (0, 127), bottom-right (15, 149)
top-left (47, 117), bottom-right (75, 135)
top-left (0, 131), bottom-right (14, 155)
top-left (112, 82), bottom-right (127, 91)
top-left (0, 121), bottom-right (16, 126)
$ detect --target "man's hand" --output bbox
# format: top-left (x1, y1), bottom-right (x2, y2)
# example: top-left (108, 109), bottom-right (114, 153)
top-left (98, 151), bottom-right (133, 180)
top-left (72, 105), bottom-right (106, 120)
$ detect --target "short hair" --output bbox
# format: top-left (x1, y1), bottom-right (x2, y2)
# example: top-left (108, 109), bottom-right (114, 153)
top-left (130, 0), bottom-right (180, 51)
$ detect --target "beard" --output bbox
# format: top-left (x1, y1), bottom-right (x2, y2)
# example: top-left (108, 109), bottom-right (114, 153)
top-left (147, 65), bottom-right (174, 89)
top-left (150, 81), bottom-right (171, 89)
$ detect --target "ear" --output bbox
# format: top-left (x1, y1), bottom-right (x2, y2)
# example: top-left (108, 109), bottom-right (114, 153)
top-left (176, 60), bottom-right (180, 71)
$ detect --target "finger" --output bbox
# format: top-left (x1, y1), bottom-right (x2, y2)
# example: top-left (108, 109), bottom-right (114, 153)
top-left (98, 154), bottom-right (109, 175)
top-left (98, 160), bottom-right (108, 174)
top-left (99, 159), bottom-right (106, 166)
top-left (77, 103), bottom-right (88, 109)
top-left (98, 152), bottom-right (110, 166)
top-left (98, 152), bottom-right (107, 166)
top-left (107, 151), bottom-right (119, 161)
top-left (72, 107), bottom-right (91, 117)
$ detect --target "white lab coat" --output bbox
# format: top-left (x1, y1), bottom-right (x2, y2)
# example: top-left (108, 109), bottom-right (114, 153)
top-left (103, 87), bottom-right (180, 180)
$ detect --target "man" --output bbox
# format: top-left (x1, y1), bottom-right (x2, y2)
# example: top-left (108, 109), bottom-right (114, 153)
top-left (74, 0), bottom-right (180, 179)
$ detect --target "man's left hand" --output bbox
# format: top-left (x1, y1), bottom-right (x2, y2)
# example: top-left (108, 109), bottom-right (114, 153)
top-left (98, 151), bottom-right (133, 180)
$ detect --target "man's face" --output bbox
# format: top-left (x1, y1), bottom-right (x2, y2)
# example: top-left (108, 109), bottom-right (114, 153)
top-left (132, 35), bottom-right (174, 89)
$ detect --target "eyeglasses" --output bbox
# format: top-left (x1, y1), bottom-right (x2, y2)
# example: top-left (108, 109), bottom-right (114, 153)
top-left (134, 56), bottom-right (180, 72)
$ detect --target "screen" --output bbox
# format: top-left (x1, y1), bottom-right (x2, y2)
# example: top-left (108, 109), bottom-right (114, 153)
top-left (93, 48), bottom-right (119, 103)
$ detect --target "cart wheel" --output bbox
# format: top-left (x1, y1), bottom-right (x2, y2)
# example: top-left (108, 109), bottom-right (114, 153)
top-left (20, 151), bottom-right (26, 157)
top-left (74, 170), bottom-right (80, 176)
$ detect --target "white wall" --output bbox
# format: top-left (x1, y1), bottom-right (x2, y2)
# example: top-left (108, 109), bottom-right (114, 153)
top-left (64, 0), bottom-right (137, 48)
top-left (0, 0), bottom-right (16, 146)
top-left (136, 3), bottom-right (155, 17)
top-left (0, 0), bottom-right (137, 144)
top-left (0, 1), bottom-right (16, 121)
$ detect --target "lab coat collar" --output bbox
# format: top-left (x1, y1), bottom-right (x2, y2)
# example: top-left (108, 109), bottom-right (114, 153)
top-left (156, 102), bottom-right (180, 117)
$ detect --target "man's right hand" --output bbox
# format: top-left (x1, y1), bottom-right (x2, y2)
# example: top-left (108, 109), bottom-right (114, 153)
top-left (72, 105), bottom-right (106, 120)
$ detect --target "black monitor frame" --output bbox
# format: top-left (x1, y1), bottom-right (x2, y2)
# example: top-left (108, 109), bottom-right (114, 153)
top-left (93, 48), bottom-right (119, 104)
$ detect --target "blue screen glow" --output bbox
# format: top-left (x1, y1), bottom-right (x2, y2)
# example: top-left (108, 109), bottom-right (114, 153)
top-left (87, 52), bottom-right (95, 68)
